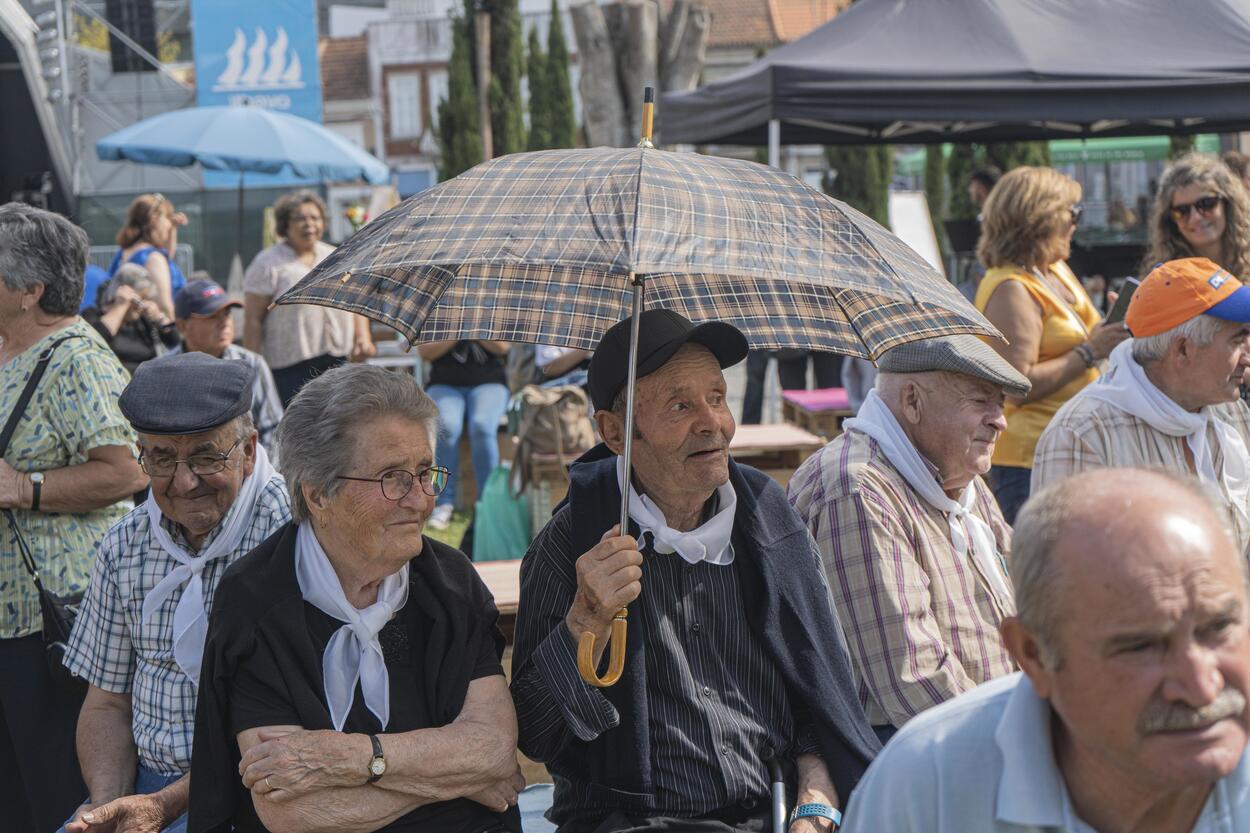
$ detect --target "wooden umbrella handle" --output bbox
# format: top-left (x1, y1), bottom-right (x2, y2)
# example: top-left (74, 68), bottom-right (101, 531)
top-left (577, 608), bottom-right (629, 687)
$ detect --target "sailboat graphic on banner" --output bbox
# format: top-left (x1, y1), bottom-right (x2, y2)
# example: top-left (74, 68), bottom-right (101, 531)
top-left (213, 26), bottom-right (305, 91)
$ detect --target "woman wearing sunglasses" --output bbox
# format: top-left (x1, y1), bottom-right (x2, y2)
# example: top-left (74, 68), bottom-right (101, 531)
top-left (974, 166), bottom-right (1129, 523)
top-left (1144, 152), bottom-right (1250, 280)
top-left (188, 364), bottom-right (523, 833)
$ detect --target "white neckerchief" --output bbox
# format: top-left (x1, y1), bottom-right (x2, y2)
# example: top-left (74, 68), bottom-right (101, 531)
top-left (615, 456), bottom-right (736, 565)
top-left (845, 390), bottom-right (1013, 605)
top-left (1083, 340), bottom-right (1250, 525)
top-left (141, 443), bottom-right (275, 687)
top-left (294, 522), bottom-right (409, 731)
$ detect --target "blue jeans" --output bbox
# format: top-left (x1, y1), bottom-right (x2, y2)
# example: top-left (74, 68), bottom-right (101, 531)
top-left (59, 764), bottom-right (186, 833)
top-left (427, 383), bottom-right (510, 510)
top-left (989, 464), bottom-right (1032, 526)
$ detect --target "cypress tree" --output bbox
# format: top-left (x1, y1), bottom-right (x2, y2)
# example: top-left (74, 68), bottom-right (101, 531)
top-left (946, 143), bottom-right (978, 220)
top-left (985, 141), bottom-right (1050, 172)
top-left (526, 27), bottom-right (551, 151)
top-left (437, 7), bottom-right (482, 180)
top-left (546, 0), bottom-right (577, 148)
top-left (489, 0), bottom-right (526, 156)
top-left (823, 144), bottom-right (892, 226)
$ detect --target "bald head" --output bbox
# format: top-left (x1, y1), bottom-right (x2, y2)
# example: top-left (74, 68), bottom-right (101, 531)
top-left (1011, 468), bottom-right (1243, 665)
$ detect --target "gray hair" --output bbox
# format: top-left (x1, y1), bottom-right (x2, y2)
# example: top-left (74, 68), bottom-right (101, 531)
top-left (1131, 313), bottom-right (1224, 364)
top-left (274, 364), bottom-right (441, 523)
top-left (102, 263), bottom-right (156, 306)
top-left (0, 202), bottom-right (87, 316)
top-left (1012, 469), bottom-right (1238, 668)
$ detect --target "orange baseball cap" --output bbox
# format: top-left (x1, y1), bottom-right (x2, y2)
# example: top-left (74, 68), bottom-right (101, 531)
top-left (1125, 257), bottom-right (1250, 338)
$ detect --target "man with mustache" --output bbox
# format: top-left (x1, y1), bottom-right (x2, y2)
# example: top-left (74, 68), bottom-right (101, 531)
top-left (511, 310), bottom-right (879, 832)
top-left (60, 353), bottom-right (291, 833)
top-left (788, 335), bottom-right (1030, 741)
top-left (840, 468), bottom-right (1250, 832)
top-left (1034, 257), bottom-right (1250, 559)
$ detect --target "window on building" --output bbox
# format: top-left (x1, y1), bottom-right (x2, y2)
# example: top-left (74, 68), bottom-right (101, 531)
top-left (387, 72), bottom-right (422, 139)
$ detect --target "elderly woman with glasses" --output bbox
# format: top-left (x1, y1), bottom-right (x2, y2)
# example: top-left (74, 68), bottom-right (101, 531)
top-left (974, 166), bottom-right (1130, 523)
top-left (1144, 152), bottom-right (1250, 280)
top-left (188, 364), bottom-right (523, 833)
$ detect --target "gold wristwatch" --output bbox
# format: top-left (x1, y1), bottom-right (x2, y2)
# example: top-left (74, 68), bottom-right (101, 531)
top-left (367, 734), bottom-right (387, 783)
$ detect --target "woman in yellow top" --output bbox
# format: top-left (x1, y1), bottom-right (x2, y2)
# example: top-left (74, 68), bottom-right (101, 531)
top-left (975, 166), bottom-right (1130, 522)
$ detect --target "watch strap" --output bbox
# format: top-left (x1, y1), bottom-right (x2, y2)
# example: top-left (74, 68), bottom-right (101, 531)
top-left (367, 734), bottom-right (384, 783)
top-left (790, 802), bottom-right (842, 827)
top-left (29, 474), bottom-right (42, 512)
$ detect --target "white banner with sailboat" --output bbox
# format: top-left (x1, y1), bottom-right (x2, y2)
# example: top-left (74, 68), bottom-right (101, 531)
top-left (213, 27), bottom-right (305, 92)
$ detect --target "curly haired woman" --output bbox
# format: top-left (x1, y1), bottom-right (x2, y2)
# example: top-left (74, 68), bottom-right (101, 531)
top-left (1144, 152), bottom-right (1250, 279)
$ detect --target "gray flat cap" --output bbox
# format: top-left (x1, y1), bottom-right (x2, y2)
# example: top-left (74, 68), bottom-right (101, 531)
top-left (877, 334), bottom-right (1031, 398)
top-left (119, 352), bottom-right (255, 436)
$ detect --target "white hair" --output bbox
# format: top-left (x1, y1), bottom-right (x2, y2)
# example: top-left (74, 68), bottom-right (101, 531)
top-left (1131, 313), bottom-right (1224, 363)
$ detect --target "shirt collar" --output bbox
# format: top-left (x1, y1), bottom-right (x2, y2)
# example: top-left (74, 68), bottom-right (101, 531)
top-left (157, 511), bottom-right (224, 556)
top-left (995, 674), bottom-right (1069, 827)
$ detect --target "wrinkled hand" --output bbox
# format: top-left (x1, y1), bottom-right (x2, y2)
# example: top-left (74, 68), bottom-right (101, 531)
top-left (241, 728), bottom-right (371, 800)
top-left (789, 817), bottom-right (834, 833)
top-left (466, 765), bottom-right (526, 813)
top-left (0, 457), bottom-right (25, 509)
top-left (1086, 320), bottom-right (1131, 360)
top-left (565, 525), bottom-right (643, 647)
top-left (65, 794), bottom-right (167, 833)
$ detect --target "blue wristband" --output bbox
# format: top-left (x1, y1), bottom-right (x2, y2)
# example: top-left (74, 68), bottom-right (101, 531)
top-left (789, 802), bottom-right (842, 827)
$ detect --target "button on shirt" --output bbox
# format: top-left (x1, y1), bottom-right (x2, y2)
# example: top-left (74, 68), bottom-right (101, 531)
top-left (511, 504), bottom-right (816, 820)
top-left (63, 476), bottom-right (291, 775)
top-left (840, 673), bottom-right (1250, 833)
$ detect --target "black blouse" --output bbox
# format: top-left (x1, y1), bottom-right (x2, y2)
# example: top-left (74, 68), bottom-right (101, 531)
top-left (188, 524), bottom-right (520, 833)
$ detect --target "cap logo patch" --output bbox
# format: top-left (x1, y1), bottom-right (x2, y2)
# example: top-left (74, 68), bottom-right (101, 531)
top-left (1209, 269), bottom-right (1229, 289)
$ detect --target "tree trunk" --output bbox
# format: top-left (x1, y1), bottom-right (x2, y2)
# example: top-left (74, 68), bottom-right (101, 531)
top-left (617, 0), bottom-right (659, 142)
top-left (570, 0), bottom-right (630, 147)
top-left (660, 0), bottom-right (709, 93)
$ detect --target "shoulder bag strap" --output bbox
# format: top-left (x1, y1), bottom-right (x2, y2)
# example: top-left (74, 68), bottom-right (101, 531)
top-left (1, 334), bottom-right (89, 584)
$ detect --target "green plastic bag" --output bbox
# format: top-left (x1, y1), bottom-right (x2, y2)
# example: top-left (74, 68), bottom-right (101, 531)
top-left (473, 463), bottom-right (532, 562)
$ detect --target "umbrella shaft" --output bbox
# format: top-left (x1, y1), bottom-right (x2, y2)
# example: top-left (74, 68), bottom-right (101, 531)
top-left (619, 274), bottom-right (645, 534)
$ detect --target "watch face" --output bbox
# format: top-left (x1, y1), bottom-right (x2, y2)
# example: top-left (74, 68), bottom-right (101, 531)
top-left (370, 758), bottom-right (386, 776)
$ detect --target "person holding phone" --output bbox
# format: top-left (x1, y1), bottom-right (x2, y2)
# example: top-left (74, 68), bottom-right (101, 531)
top-left (974, 167), bottom-right (1130, 523)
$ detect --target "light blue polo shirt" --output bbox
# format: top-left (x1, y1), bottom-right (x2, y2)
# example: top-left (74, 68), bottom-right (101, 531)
top-left (841, 672), bottom-right (1250, 833)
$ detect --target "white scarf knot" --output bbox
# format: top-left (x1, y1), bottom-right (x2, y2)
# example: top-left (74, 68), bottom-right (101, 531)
top-left (1082, 340), bottom-right (1250, 525)
top-left (141, 443), bottom-right (276, 687)
top-left (295, 522), bottom-right (409, 731)
top-left (845, 390), bottom-right (1013, 606)
top-left (615, 456), bottom-right (736, 565)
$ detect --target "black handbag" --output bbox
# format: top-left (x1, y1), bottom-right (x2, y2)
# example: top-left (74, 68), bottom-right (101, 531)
top-left (1, 334), bottom-right (88, 690)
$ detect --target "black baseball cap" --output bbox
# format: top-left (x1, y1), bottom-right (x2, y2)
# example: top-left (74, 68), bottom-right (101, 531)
top-left (587, 309), bottom-right (749, 411)
top-left (174, 279), bottom-right (242, 320)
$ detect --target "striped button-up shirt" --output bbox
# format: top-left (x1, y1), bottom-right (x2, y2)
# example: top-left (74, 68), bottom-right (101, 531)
top-left (63, 476), bottom-right (290, 775)
top-left (511, 502), bottom-right (815, 823)
top-left (787, 429), bottom-right (1016, 729)
top-left (1033, 394), bottom-right (1250, 557)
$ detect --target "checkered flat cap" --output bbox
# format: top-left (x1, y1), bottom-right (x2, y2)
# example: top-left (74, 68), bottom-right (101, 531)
top-left (877, 334), bottom-right (1031, 397)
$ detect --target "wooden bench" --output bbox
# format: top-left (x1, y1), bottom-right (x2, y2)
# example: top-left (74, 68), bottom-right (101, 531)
top-left (475, 559), bottom-right (521, 643)
top-left (781, 387), bottom-right (855, 439)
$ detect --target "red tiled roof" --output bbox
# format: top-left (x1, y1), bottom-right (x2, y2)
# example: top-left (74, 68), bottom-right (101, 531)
top-left (687, 0), bottom-right (848, 48)
top-left (319, 35), bottom-right (370, 101)
top-left (769, 0), bottom-right (851, 42)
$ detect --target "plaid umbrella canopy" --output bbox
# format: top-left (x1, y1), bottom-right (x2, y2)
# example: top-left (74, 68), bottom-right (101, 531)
top-left (275, 146), bottom-right (999, 358)
top-left (276, 141), bottom-right (1002, 689)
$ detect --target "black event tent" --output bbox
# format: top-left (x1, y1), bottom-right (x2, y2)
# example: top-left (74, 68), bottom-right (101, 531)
top-left (661, 0), bottom-right (1250, 146)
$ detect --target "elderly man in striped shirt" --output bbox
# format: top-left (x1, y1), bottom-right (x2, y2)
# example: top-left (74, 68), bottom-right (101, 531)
top-left (788, 334), bottom-right (1029, 743)
top-left (59, 353), bottom-right (290, 833)
top-left (1034, 258), bottom-right (1250, 557)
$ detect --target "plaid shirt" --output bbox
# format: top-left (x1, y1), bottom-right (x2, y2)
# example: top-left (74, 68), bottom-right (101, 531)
top-left (787, 429), bottom-right (1016, 728)
top-left (63, 476), bottom-right (290, 775)
top-left (1033, 394), bottom-right (1250, 557)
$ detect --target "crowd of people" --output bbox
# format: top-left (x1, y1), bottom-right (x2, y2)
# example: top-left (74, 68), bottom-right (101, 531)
top-left (1, 150), bottom-right (1250, 833)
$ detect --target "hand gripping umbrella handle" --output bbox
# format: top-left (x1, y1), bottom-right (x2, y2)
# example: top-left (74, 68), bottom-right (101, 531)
top-left (577, 608), bottom-right (629, 687)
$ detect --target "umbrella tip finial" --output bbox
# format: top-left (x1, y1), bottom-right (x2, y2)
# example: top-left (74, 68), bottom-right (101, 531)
top-left (639, 86), bottom-right (655, 149)
top-left (340, 271), bottom-right (353, 283)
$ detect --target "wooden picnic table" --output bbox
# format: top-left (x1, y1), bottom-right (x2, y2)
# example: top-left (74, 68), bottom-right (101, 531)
top-left (475, 559), bottom-right (522, 642)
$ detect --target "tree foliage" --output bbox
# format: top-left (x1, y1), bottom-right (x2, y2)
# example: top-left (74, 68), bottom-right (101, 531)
top-left (437, 7), bottom-right (483, 180)
top-left (489, 0), bottom-right (527, 156)
top-left (526, 27), bottom-right (551, 151)
top-left (545, 0), bottom-right (577, 149)
top-left (823, 145), bottom-right (893, 226)
top-left (924, 144), bottom-right (948, 257)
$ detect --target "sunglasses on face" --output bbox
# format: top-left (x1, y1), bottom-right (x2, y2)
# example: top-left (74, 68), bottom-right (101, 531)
top-left (1069, 204), bottom-right (1084, 226)
top-left (1170, 195), bottom-right (1221, 223)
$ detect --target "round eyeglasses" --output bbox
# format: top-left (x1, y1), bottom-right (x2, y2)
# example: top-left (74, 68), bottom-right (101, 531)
top-left (139, 438), bottom-right (243, 478)
top-left (337, 466), bottom-right (451, 501)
